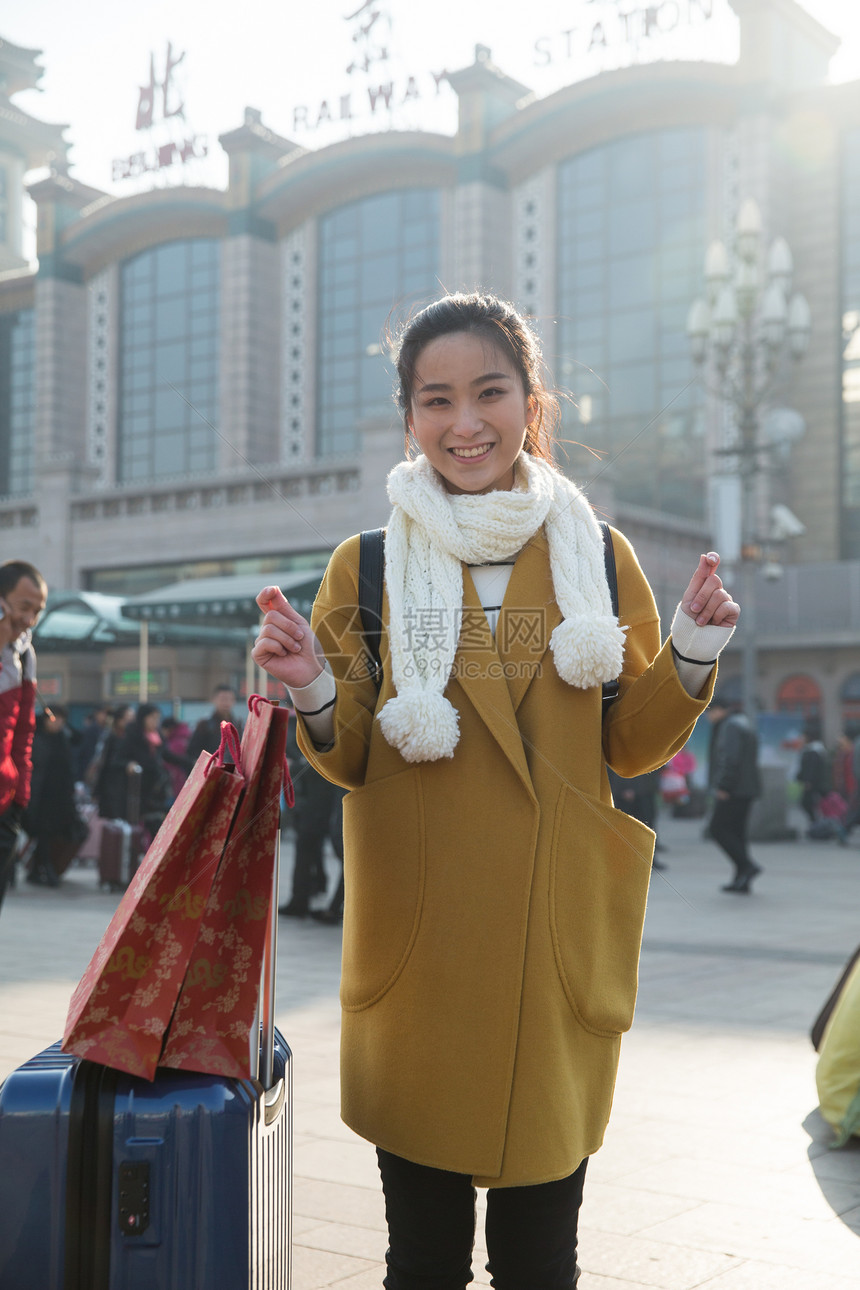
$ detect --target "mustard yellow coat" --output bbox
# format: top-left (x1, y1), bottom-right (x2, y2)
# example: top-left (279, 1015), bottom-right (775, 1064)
top-left (296, 526), bottom-right (715, 1186)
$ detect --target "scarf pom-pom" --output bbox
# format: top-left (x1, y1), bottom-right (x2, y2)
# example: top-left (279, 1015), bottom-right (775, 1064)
top-left (550, 615), bottom-right (627, 689)
top-left (378, 691), bottom-right (460, 763)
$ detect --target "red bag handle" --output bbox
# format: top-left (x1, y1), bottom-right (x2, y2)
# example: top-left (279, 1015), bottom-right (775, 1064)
top-left (204, 720), bottom-right (243, 776)
top-left (248, 694), bottom-right (295, 810)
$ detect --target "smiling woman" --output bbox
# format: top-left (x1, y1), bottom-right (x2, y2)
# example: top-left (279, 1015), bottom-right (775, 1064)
top-left (248, 291), bottom-right (744, 1285)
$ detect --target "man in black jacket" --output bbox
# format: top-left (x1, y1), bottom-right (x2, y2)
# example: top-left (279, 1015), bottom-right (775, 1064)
top-left (707, 692), bottom-right (763, 894)
top-left (187, 684), bottom-right (241, 763)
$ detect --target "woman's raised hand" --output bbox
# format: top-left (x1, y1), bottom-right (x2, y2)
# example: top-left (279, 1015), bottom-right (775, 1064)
top-left (252, 586), bottom-right (326, 690)
top-left (680, 553), bottom-right (740, 628)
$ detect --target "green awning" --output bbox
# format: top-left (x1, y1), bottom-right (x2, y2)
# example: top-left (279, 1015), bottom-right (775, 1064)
top-left (120, 568), bottom-right (326, 627)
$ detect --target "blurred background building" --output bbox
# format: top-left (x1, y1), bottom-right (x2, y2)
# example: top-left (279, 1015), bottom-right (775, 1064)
top-left (1, 0), bottom-right (858, 734)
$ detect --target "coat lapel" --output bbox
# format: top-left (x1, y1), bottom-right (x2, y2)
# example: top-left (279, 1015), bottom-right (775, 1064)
top-left (453, 569), bottom-right (536, 801)
top-left (497, 532), bottom-right (562, 713)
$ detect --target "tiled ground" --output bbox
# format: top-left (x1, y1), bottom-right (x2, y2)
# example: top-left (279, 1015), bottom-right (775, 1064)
top-left (1, 813), bottom-right (859, 1287)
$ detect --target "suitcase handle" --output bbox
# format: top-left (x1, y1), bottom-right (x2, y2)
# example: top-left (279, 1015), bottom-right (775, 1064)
top-left (258, 829), bottom-right (280, 1089)
top-left (248, 699), bottom-right (288, 1090)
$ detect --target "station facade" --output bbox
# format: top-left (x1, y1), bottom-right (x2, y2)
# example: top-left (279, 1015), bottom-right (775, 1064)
top-left (1, 1), bottom-right (859, 734)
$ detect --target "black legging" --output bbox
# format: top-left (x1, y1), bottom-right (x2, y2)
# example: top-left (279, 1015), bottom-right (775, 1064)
top-left (377, 1147), bottom-right (587, 1289)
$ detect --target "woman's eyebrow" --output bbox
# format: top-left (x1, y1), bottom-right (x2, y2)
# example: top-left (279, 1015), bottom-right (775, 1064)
top-left (417, 372), bottom-right (513, 392)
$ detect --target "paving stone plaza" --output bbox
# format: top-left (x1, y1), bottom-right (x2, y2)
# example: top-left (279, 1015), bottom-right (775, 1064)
top-left (1, 813), bottom-right (859, 1288)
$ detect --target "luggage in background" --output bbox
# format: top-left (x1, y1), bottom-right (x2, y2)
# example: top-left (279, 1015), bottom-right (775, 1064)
top-left (97, 766), bottom-right (145, 892)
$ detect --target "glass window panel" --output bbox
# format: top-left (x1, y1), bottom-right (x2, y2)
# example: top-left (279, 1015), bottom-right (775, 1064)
top-left (572, 150), bottom-right (606, 183)
top-left (189, 381), bottom-right (214, 411)
top-left (575, 236), bottom-right (604, 264)
top-left (572, 181), bottom-right (603, 210)
top-left (154, 242), bottom-right (188, 295)
top-left (609, 255), bottom-right (654, 309)
top-left (609, 202), bottom-right (656, 256)
top-left (316, 189), bottom-right (440, 455)
top-left (401, 271), bottom-right (433, 297)
top-left (609, 143), bottom-right (653, 199)
top-left (119, 239), bottom-right (219, 482)
top-left (403, 246), bottom-right (432, 276)
top-left (361, 253), bottom-right (397, 300)
top-left (660, 129), bottom-right (697, 161)
top-left (361, 194), bottom-right (399, 251)
top-left (0, 310), bottom-right (35, 496)
top-left (153, 387), bottom-right (185, 428)
top-left (608, 310), bottom-right (655, 364)
top-left (153, 342), bottom-right (185, 384)
top-left (608, 363), bottom-right (657, 418)
top-left (402, 190), bottom-right (430, 220)
top-left (557, 129), bottom-right (708, 518)
top-left (571, 263), bottom-right (602, 291)
top-left (403, 220), bottom-right (431, 246)
top-left (660, 160), bottom-right (700, 192)
top-left (573, 209), bottom-right (603, 238)
top-left (191, 239), bottom-right (216, 268)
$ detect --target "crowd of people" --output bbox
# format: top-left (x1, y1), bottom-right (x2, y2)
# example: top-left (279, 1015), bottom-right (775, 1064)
top-left (0, 661), bottom-right (347, 910)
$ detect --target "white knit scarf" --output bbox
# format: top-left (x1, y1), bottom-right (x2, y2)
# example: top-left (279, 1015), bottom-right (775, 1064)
top-left (379, 453), bottom-right (627, 763)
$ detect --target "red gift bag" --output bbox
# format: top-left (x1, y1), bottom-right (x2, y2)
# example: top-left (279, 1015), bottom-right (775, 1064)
top-left (62, 726), bottom-right (245, 1079)
top-left (159, 696), bottom-right (292, 1078)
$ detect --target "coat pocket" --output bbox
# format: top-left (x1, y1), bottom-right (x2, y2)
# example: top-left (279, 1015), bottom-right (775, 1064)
top-left (549, 785), bottom-right (654, 1036)
top-left (340, 767), bottom-right (425, 1012)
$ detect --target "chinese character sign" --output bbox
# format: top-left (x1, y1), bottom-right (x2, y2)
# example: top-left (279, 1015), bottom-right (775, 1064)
top-left (135, 41), bottom-right (186, 132)
top-left (345, 0), bottom-right (391, 77)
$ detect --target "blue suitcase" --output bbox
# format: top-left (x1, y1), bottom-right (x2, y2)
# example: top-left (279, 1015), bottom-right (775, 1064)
top-left (0, 842), bottom-right (291, 1289)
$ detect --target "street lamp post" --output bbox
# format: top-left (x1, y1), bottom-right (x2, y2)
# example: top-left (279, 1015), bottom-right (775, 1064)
top-left (687, 199), bottom-right (811, 718)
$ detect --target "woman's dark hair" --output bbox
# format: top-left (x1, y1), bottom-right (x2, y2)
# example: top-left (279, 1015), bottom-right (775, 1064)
top-left (391, 292), bottom-right (560, 461)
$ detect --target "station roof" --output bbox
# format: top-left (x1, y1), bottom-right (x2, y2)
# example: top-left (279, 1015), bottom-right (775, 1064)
top-left (34, 589), bottom-right (249, 651)
top-left (119, 567), bottom-right (326, 627)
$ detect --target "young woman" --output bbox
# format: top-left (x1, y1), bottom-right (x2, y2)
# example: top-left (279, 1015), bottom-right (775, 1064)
top-left (253, 292), bottom-right (739, 1288)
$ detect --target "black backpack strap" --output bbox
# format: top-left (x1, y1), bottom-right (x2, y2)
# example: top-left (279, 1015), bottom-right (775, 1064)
top-left (358, 528), bottom-right (386, 691)
top-left (600, 521), bottom-right (620, 706)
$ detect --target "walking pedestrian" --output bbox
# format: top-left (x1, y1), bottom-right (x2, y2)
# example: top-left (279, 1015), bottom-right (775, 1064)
top-left (607, 767), bottom-right (667, 868)
top-left (91, 705), bottom-right (134, 820)
top-left (23, 706), bottom-right (86, 886)
top-left (73, 703), bottom-right (111, 783)
top-left (252, 291), bottom-right (740, 1286)
top-left (278, 721), bottom-right (340, 919)
top-left (706, 691), bottom-right (762, 893)
top-left (0, 560), bottom-right (47, 916)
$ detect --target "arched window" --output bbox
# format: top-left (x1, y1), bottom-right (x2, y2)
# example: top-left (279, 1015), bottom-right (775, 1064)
top-left (316, 189), bottom-right (440, 456)
top-left (776, 674), bottom-right (822, 719)
top-left (555, 128), bottom-right (711, 518)
top-left (118, 239), bottom-right (220, 482)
